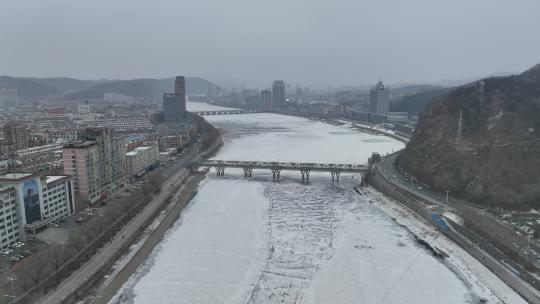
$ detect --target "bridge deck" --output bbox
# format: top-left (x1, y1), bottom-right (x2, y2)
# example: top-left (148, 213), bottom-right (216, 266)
top-left (196, 160), bottom-right (366, 172)
top-left (193, 110), bottom-right (261, 115)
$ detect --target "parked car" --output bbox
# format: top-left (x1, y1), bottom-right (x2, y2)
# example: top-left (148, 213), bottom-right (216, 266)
top-left (76, 216), bottom-right (90, 224)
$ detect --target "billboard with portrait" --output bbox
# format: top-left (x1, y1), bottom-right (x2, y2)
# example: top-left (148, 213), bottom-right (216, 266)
top-left (22, 179), bottom-right (42, 224)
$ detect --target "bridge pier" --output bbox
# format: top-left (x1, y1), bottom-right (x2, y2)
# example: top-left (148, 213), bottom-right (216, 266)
top-left (300, 170), bottom-right (311, 184)
top-left (271, 168), bottom-right (281, 181)
top-left (330, 170), bottom-right (341, 182)
top-left (216, 166), bottom-right (225, 176)
top-left (242, 167), bottom-right (253, 178)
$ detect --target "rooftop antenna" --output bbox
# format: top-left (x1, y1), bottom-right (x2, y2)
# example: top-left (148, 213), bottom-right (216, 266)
top-left (456, 110), bottom-right (463, 143)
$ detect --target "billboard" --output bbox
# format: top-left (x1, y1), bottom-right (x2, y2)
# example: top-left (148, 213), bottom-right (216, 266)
top-left (23, 179), bottom-right (42, 224)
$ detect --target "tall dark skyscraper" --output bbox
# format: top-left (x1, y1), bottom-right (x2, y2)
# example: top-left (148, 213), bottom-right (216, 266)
top-left (272, 80), bottom-right (285, 107)
top-left (163, 76), bottom-right (187, 123)
top-left (175, 76), bottom-right (185, 97)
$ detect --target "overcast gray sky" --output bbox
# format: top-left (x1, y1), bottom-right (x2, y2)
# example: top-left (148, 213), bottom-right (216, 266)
top-left (1, 0), bottom-right (539, 88)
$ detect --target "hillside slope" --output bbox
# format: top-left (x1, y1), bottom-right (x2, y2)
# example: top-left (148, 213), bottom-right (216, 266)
top-left (390, 87), bottom-right (452, 114)
top-left (398, 63), bottom-right (540, 210)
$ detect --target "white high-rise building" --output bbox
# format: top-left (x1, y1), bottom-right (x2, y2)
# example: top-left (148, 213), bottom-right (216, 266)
top-left (0, 172), bottom-right (75, 249)
top-left (369, 79), bottom-right (390, 114)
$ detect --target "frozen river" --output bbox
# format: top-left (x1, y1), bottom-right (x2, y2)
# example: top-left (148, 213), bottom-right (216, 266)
top-left (110, 105), bottom-right (521, 304)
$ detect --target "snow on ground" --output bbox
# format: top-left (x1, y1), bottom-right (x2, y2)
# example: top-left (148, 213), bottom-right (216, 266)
top-left (362, 187), bottom-right (528, 304)
top-left (110, 109), bottom-right (517, 304)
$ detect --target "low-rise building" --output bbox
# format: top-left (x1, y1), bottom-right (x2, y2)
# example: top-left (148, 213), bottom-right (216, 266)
top-left (126, 142), bottom-right (159, 182)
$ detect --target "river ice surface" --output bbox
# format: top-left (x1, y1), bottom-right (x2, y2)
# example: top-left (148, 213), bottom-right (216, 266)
top-left (109, 110), bottom-right (516, 304)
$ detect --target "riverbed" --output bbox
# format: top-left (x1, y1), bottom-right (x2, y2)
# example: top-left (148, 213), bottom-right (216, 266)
top-left (109, 108), bottom-right (511, 304)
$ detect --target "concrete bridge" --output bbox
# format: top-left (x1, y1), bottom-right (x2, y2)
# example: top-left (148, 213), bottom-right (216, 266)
top-left (193, 110), bottom-right (262, 116)
top-left (193, 160), bottom-right (367, 183)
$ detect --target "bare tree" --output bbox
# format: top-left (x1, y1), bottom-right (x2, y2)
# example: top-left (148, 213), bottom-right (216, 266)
top-left (46, 245), bottom-right (66, 284)
top-left (18, 253), bottom-right (50, 286)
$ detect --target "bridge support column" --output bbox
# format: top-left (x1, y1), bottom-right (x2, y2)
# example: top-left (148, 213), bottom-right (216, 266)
top-left (300, 170), bottom-right (311, 184)
top-left (242, 167), bottom-right (253, 178)
top-left (216, 166), bottom-right (225, 176)
top-left (271, 168), bottom-right (281, 181)
top-left (330, 170), bottom-right (341, 182)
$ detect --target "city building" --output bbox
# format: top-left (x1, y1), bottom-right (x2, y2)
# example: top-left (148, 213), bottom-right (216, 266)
top-left (386, 112), bottom-right (409, 123)
top-left (78, 104), bottom-right (91, 114)
top-left (0, 88), bottom-right (19, 108)
top-left (104, 93), bottom-right (131, 103)
top-left (261, 89), bottom-right (272, 108)
top-left (175, 76), bottom-right (185, 97)
top-left (0, 173), bottom-right (75, 249)
top-left (163, 76), bottom-right (187, 123)
top-left (96, 116), bottom-right (153, 133)
top-left (2, 122), bottom-right (29, 151)
top-left (62, 128), bottom-right (126, 204)
top-left (126, 142), bottom-right (159, 182)
top-left (163, 94), bottom-right (186, 123)
top-left (272, 80), bottom-right (285, 107)
top-left (369, 79), bottom-right (390, 114)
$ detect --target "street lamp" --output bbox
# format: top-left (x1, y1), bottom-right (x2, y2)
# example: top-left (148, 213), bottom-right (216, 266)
top-left (445, 190), bottom-right (450, 208)
top-left (3, 277), bottom-right (16, 302)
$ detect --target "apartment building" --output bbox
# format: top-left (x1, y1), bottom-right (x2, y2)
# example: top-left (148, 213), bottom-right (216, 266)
top-left (0, 172), bottom-right (75, 249)
top-left (63, 128), bottom-right (126, 204)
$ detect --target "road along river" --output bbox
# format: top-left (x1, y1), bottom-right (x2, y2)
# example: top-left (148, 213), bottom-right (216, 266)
top-left (108, 109), bottom-right (525, 304)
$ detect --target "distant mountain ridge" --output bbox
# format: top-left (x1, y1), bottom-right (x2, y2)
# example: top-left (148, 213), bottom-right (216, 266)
top-left (0, 76), bottom-right (221, 103)
top-left (398, 63), bottom-right (540, 210)
top-left (64, 77), bottom-right (220, 100)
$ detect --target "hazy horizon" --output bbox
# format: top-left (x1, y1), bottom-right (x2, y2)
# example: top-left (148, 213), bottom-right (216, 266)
top-left (1, 0), bottom-right (539, 88)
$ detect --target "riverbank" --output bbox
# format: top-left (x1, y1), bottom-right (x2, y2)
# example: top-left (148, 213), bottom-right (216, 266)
top-left (92, 172), bottom-right (206, 304)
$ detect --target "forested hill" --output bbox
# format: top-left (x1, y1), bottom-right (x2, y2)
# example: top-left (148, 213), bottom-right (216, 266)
top-left (398, 63), bottom-right (540, 210)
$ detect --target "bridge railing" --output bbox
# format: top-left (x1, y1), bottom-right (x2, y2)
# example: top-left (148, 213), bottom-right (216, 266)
top-left (196, 160), bottom-right (366, 171)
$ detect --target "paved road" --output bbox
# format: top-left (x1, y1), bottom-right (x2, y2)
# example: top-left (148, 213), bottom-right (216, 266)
top-left (35, 157), bottom-right (194, 304)
top-left (380, 153), bottom-right (540, 266)
top-left (375, 153), bottom-right (540, 302)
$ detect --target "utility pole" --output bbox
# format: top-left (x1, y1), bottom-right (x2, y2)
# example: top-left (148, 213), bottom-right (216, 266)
top-left (456, 110), bottom-right (463, 143)
top-left (445, 190), bottom-right (450, 208)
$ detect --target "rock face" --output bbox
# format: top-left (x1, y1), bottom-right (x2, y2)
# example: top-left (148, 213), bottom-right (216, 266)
top-left (399, 64), bottom-right (540, 210)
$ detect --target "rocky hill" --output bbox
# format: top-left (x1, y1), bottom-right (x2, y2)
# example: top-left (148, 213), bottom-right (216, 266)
top-left (398, 63), bottom-right (540, 210)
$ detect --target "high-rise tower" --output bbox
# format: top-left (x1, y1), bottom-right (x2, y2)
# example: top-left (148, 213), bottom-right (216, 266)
top-left (272, 80), bottom-right (285, 107)
top-left (175, 76), bottom-right (185, 97)
top-left (163, 76), bottom-right (187, 123)
top-left (369, 79), bottom-right (389, 114)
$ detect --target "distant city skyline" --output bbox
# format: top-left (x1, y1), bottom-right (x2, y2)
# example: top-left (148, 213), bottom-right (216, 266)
top-left (1, 0), bottom-right (539, 88)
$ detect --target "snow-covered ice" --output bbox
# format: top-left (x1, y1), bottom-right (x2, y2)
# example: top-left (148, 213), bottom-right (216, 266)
top-left (110, 109), bottom-right (522, 304)
top-left (186, 101), bottom-right (239, 112)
